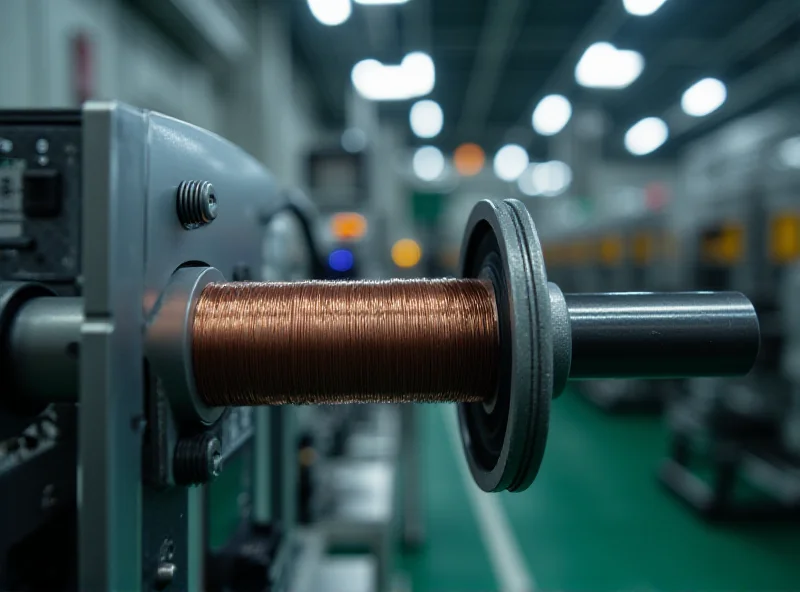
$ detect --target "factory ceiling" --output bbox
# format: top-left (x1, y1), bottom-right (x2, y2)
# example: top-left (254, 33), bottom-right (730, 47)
top-left (292, 0), bottom-right (800, 160)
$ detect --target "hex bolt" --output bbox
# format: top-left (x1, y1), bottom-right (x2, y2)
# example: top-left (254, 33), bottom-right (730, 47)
top-left (173, 433), bottom-right (222, 485)
top-left (154, 562), bottom-right (176, 590)
top-left (176, 180), bottom-right (217, 229)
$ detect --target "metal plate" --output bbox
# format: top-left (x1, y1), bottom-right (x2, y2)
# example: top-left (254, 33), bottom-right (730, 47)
top-left (79, 102), bottom-right (282, 590)
top-left (80, 101), bottom-right (147, 591)
top-left (458, 199), bottom-right (553, 492)
top-left (143, 112), bottom-right (280, 316)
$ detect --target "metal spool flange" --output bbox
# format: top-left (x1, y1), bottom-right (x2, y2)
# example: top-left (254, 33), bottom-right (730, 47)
top-left (458, 199), bottom-right (553, 492)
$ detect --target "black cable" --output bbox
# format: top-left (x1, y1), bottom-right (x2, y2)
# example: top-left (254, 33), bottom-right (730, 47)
top-left (260, 188), bottom-right (326, 280)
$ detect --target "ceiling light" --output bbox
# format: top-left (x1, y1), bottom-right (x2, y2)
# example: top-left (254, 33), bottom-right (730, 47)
top-left (413, 146), bottom-right (445, 181)
top-left (778, 136), bottom-right (800, 169)
top-left (622, 0), bottom-right (668, 16)
top-left (409, 100), bottom-right (443, 138)
top-left (341, 128), bottom-right (367, 153)
top-left (517, 164), bottom-right (539, 196)
top-left (307, 0), bottom-right (351, 26)
top-left (352, 52), bottom-right (435, 101)
top-left (493, 144), bottom-right (529, 182)
top-left (575, 42), bottom-right (644, 89)
top-left (532, 94), bottom-right (572, 136)
top-left (624, 117), bottom-right (668, 156)
top-left (681, 78), bottom-right (727, 117)
top-left (518, 162), bottom-right (572, 197)
top-left (531, 161), bottom-right (572, 197)
top-left (355, 0), bottom-right (410, 4)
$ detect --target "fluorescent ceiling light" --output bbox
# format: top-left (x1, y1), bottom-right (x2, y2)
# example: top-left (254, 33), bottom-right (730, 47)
top-left (413, 146), bottom-right (445, 181)
top-left (532, 94), bottom-right (572, 136)
top-left (681, 78), bottom-right (727, 117)
top-left (341, 128), bottom-right (367, 153)
top-left (575, 42), bottom-right (644, 89)
top-left (409, 100), bottom-right (443, 138)
top-left (352, 52), bottom-right (435, 101)
top-left (622, 0), bottom-right (668, 16)
top-left (625, 117), bottom-right (668, 156)
top-left (518, 161), bottom-right (572, 197)
top-left (532, 161), bottom-right (572, 197)
top-left (355, 0), bottom-right (410, 4)
top-left (493, 144), bottom-right (529, 182)
top-left (517, 164), bottom-right (540, 196)
top-left (778, 137), bottom-right (800, 169)
top-left (307, 0), bottom-right (351, 25)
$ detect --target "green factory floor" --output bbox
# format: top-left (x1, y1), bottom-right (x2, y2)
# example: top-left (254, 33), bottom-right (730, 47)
top-left (399, 392), bottom-right (800, 591)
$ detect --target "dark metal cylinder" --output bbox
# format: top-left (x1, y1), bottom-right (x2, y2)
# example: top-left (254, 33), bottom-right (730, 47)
top-left (564, 292), bottom-right (760, 380)
top-left (9, 297), bottom-right (82, 403)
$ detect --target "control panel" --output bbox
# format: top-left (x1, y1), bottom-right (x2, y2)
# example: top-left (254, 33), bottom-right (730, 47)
top-left (0, 111), bottom-right (82, 295)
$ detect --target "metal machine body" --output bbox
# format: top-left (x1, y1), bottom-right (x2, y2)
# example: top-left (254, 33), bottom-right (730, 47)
top-left (541, 209), bottom-right (675, 411)
top-left (0, 103), bottom-right (285, 590)
top-left (0, 103), bottom-right (764, 591)
top-left (659, 99), bottom-right (800, 519)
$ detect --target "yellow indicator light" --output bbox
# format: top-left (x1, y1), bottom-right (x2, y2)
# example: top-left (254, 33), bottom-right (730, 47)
top-left (702, 223), bottom-right (744, 265)
top-left (600, 235), bottom-right (623, 266)
top-left (632, 232), bottom-right (655, 265)
top-left (392, 239), bottom-right (422, 268)
top-left (770, 213), bottom-right (800, 264)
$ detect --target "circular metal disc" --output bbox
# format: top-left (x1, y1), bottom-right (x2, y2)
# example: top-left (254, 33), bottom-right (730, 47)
top-left (146, 266), bottom-right (226, 426)
top-left (458, 199), bottom-right (553, 492)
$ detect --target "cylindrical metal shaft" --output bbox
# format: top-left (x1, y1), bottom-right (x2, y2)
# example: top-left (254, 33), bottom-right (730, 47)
top-left (563, 292), bottom-right (759, 380)
top-left (9, 297), bottom-right (82, 403)
top-left (1, 284), bottom-right (760, 410)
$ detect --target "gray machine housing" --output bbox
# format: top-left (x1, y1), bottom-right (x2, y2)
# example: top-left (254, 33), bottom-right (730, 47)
top-left (0, 102), bottom-right (289, 590)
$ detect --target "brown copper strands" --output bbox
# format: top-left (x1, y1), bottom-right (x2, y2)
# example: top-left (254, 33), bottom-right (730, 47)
top-left (192, 279), bottom-right (500, 406)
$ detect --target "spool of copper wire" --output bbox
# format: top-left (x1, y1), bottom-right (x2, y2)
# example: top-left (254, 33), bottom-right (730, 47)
top-left (192, 279), bottom-right (500, 406)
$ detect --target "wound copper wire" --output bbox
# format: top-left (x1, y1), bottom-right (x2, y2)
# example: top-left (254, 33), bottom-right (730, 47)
top-left (192, 279), bottom-right (499, 406)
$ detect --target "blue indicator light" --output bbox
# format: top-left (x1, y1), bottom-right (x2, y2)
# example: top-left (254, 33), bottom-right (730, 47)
top-left (328, 249), bottom-right (354, 272)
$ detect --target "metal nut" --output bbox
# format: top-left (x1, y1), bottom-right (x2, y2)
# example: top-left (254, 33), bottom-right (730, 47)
top-left (155, 562), bottom-right (176, 590)
top-left (173, 433), bottom-right (222, 485)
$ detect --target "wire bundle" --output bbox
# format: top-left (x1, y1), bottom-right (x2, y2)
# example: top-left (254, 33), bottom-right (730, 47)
top-left (192, 279), bottom-right (499, 406)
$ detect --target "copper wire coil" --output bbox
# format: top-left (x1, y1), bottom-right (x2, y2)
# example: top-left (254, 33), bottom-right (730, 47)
top-left (192, 279), bottom-right (500, 406)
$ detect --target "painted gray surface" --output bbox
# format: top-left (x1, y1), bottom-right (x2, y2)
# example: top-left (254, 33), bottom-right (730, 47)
top-left (143, 111), bottom-right (278, 314)
top-left (80, 101), bottom-right (147, 590)
top-left (79, 102), bottom-right (283, 590)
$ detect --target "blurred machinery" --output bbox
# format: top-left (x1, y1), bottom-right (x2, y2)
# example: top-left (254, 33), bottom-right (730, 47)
top-left (543, 210), bottom-right (674, 411)
top-left (0, 104), bottom-right (762, 592)
top-left (0, 104), bottom-right (314, 591)
top-left (543, 99), bottom-right (800, 520)
top-left (658, 101), bottom-right (800, 520)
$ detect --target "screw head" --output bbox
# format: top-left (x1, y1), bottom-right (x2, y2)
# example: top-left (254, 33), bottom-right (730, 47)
top-left (155, 562), bottom-right (176, 589)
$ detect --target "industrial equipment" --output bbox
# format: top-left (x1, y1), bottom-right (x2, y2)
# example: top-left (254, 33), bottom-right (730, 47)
top-left (0, 104), bottom-right (761, 590)
top-left (543, 210), bottom-right (675, 411)
top-left (659, 101), bottom-right (800, 520)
